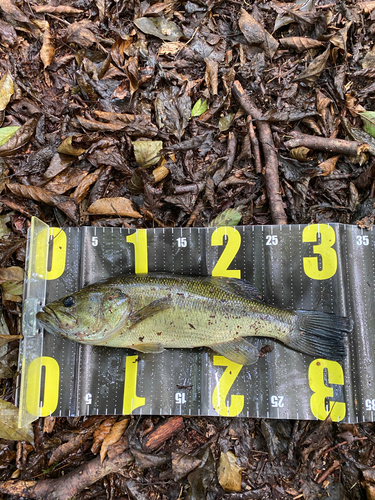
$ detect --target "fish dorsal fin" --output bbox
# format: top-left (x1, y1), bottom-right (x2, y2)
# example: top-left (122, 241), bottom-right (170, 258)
top-left (209, 277), bottom-right (263, 301)
top-left (130, 343), bottom-right (165, 354)
top-left (129, 297), bottom-right (173, 328)
top-left (210, 338), bottom-right (259, 365)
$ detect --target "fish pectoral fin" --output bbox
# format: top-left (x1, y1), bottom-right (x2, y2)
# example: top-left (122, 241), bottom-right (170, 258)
top-left (129, 297), bottom-right (173, 329)
top-left (130, 343), bottom-right (165, 354)
top-left (210, 339), bottom-right (259, 365)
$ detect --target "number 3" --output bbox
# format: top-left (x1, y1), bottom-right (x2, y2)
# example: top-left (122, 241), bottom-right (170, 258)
top-left (302, 224), bottom-right (337, 280)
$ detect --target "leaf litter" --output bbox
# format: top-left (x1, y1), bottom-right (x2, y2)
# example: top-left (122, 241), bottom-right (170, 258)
top-left (1, 0), bottom-right (375, 498)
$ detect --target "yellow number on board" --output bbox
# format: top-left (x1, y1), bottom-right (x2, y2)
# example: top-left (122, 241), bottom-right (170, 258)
top-left (212, 356), bottom-right (244, 416)
top-left (309, 358), bottom-right (346, 421)
top-left (26, 356), bottom-right (59, 416)
top-left (211, 227), bottom-right (241, 278)
top-left (35, 228), bottom-right (67, 280)
top-left (302, 224), bottom-right (337, 280)
top-left (126, 230), bottom-right (148, 274)
top-left (123, 356), bottom-right (146, 414)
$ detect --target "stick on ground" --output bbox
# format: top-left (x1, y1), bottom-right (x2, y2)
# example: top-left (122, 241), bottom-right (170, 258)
top-left (284, 131), bottom-right (368, 156)
top-left (232, 80), bottom-right (287, 225)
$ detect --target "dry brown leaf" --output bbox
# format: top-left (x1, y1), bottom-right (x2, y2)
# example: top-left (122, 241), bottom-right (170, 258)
top-left (0, 266), bottom-right (23, 283)
top-left (87, 197), bottom-right (142, 218)
top-left (144, 1), bottom-right (174, 16)
top-left (0, 71), bottom-right (14, 111)
top-left (73, 167), bottom-right (102, 203)
top-left (359, 1), bottom-right (375, 14)
top-left (294, 46), bottom-right (330, 85)
top-left (238, 8), bottom-right (279, 58)
top-left (92, 110), bottom-right (135, 123)
top-left (0, 0), bottom-right (30, 24)
top-left (278, 36), bottom-right (323, 52)
top-left (44, 153), bottom-right (73, 180)
top-left (33, 4), bottom-right (83, 14)
top-left (133, 140), bottom-right (163, 167)
top-left (217, 451), bottom-right (243, 493)
top-left (159, 41), bottom-right (185, 55)
top-left (290, 146), bottom-right (311, 161)
top-left (0, 333), bottom-right (22, 347)
top-left (44, 167), bottom-right (88, 195)
top-left (7, 184), bottom-right (79, 224)
top-left (318, 156), bottom-right (340, 176)
top-left (0, 399), bottom-right (34, 443)
top-left (40, 28), bottom-right (55, 68)
top-left (205, 58), bottom-right (219, 96)
top-left (125, 55), bottom-right (139, 95)
top-left (91, 416), bottom-right (117, 455)
top-left (76, 115), bottom-right (126, 132)
top-left (43, 416), bottom-right (56, 434)
top-left (329, 21), bottom-right (352, 53)
top-left (66, 20), bottom-right (98, 48)
top-left (0, 117), bottom-right (38, 157)
top-left (57, 136), bottom-right (87, 156)
top-left (100, 418), bottom-right (130, 463)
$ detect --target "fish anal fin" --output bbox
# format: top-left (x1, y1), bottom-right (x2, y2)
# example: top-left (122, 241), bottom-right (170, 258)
top-left (130, 343), bottom-right (165, 354)
top-left (129, 297), bottom-right (173, 329)
top-left (210, 338), bottom-right (259, 365)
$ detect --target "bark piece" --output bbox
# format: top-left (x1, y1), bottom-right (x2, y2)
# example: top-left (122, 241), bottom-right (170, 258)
top-left (143, 416), bottom-right (184, 451)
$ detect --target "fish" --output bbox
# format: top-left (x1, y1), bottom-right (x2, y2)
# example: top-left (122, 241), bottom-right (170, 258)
top-left (35, 273), bottom-right (352, 365)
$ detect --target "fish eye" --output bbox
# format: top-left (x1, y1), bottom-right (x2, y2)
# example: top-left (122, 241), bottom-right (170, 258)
top-left (63, 296), bottom-right (75, 308)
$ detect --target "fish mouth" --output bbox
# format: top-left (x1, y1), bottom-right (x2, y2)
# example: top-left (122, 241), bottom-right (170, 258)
top-left (36, 306), bottom-right (62, 330)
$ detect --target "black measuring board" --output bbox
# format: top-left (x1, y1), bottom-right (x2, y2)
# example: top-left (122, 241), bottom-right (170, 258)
top-left (18, 220), bottom-right (375, 425)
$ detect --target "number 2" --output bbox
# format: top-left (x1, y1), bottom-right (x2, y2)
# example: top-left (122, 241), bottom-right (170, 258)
top-left (211, 227), bottom-right (241, 278)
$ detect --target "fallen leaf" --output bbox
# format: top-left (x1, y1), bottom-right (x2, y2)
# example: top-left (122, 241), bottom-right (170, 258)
top-left (66, 20), bottom-right (98, 48)
top-left (155, 87), bottom-right (191, 139)
top-left (87, 197), bottom-right (142, 217)
top-left (294, 47), bottom-right (330, 85)
top-left (0, 126), bottom-right (19, 147)
top-left (57, 136), bottom-right (87, 156)
top-left (278, 36), bottom-right (323, 52)
top-left (40, 28), bottom-right (55, 68)
top-left (73, 167), bottom-right (102, 203)
top-left (361, 111), bottom-right (375, 138)
top-left (0, 398), bottom-right (34, 443)
top-left (133, 140), bottom-right (163, 167)
top-left (290, 146), bottom-right (311, 161)
top-left (100, 418), bottom-right (130, 463)
top-left (0, 117), bottom-right (38, 157)
top-left (33, 4), bottom-right (83, 14)
top-left (0, 0), bottom-right (30, 24)
top-left (125, 55), bottom-right (139, 95)
top-left (43, 153), bottom-right (73, 180)
top-left (0, 265), bottom-right (23, 283)
top-left (76, 115), bottom-right (127, 132)
top-left (7, 184), bottom-right (79, 223)
top-left (205, 58), bottom-right (219, 95)
top-left (239, 8), bottom-right (279, 58)
top-left (0, 333), bottom-right (21, 347)
top-left (191, 98), bottom-right (208, 118)
top-left (217, 451), bottom-right (242, 493)
top-left (44, 167), bottom-right (88, 195)
top-left (134, 16), bottom-right (182, 41)
top-left (159, 41), bottom-right (185, 55)
top-left (317, 156), bottom-right (340, 176)
top-left (219, 113), bottom-right (235, 132)
top-left (273, 0), bottom-right (315, 31)
top-left (172, 452), bottom-right (202, 481)
top-left (330, 21), bottom-right (352, 53)
top-left (210, 208), bottom-right (242, 227)
top-left (91, 417), bottom-right (118, 455)
top-left (0, 72), bottom-right (14, 111)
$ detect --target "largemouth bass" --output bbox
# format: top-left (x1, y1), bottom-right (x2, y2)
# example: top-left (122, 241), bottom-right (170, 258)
top-left (36, 274), bottom-right (351, 365)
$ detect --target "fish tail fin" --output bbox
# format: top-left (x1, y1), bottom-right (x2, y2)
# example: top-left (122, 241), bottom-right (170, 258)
top-left (287, 310), bottom-right (352, 361)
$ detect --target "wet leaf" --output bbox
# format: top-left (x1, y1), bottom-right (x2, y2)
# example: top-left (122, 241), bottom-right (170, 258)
top-left (66, 20), bottom-right (98, 48)
top-left (239, 8), bottom-right (279, 58)
top-left (134, 16), bottom-right (182, 41)
top-left (0, 19), bottom-right (17, 46)
top-left (219, 113), bottom-right (235, 132)
top-left (0, 71), bottom-right (14, 111)
top-left (0, 399), bottom-right (34, 443)
top-left (318, 156), bottom-right (340, 176)
top-left (7, 184), bottom-right (79, 224)
top-left (100, 418), bottom-right (130, 463)
top-left (44, 167), bottom-right (88, 195)
top-left (73, 167), bottom-right (102, 203)
top-left (44, 153), bottom-right (73, 180)
top-left (57, 136), bottom-right (87, 156)
top-left (294, 47), bottom-right (330, 85)
top-left (133, 140), bottom-right (163, 167)
top-left (0, 0), bottom-right (30, 24)
top-left (0, 117), bottom-right (37, 157)
top-left (209, 208), bottom-right (242, 227)
top-left (40, 28), bottom-right (55, 69)
top-left (172, 452), bottom-right (202, 481)
top-left (0, 126), bottom-right (19, 147)
top-left (205, 58), bottom-right (219, 95)
top-left (360, 111), bottom-right (375, 138)
top-left (76, 115), bottom-right (127, 132)
top-left (125, 55), bottom-right (139, 95)
top-left (330, 21), bottom-right (352, 52)
top-left (87, 197), bottom-right (142, 218)
top-left (191, 98), bottom-right (208, 118)
top-left (217, 451), bottom-right (242, 492)
top-left (278, 36), bottom-right (323, 52)
top-left (273, 0), bottom-right (315, 31)
top-left (155, 87), bottom-right (191, 139)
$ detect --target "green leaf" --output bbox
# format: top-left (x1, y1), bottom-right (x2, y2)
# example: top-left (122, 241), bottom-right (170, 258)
top-left (0, 126), bottom-right (20, 147)
top-left (191, 98), bottom-right (207, 118)
top-left (209, 208), bottom-right (242, 227)
top-left (360, 111), bottom-right (375, 138)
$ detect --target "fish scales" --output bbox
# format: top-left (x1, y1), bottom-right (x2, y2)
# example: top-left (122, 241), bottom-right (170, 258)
top-left (36, 273), bottom-right (352, 365)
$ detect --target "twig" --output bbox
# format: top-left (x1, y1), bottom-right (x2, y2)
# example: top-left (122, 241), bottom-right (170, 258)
top-left (213, 132), bottom-right (237, 185)
top-left (0, 451), bottom-right (133, 500)
top-left (232, 80), bottom-right (287, 225)
top-left (317, 460), bottom-right (341, 484)
top-left (284, 131), bottom-right (367, 156)
top-left (247, 115), bottom-right (262, 174)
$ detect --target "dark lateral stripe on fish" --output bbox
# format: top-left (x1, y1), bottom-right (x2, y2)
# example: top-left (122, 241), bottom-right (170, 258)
top-left (287, 310), bottom-right (352, 361)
